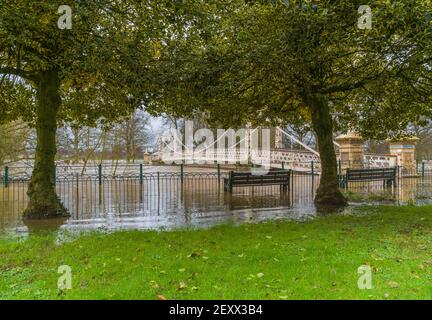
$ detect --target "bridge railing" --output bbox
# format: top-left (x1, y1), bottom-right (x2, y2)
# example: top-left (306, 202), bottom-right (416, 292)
top-left (364, 154), bottom-right (398, 168)
top-left (157, 148), bottom-right (402, 173)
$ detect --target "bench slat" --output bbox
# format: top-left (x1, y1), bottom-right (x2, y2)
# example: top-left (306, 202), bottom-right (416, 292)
top-left (342, 167), bottom-right (397, 188)
top-left (225, 170), bottom-right (291, 192)
top-left (232, 175), bottom-right (290, 181)
top-left (232, 180), bottom-right (289, 185)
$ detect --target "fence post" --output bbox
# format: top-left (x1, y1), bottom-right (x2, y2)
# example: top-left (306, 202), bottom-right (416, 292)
top-left (98, 164), bottom-right (102, 186)
top-left (217, 164), bottom-right (221, 184)
top-left (4, 166), bottom-right (9, 188)
top-left (311, 161), bottom-right (315, 193)
top-left (396, 165), bottom-right (400, 187)
top-left (139, 164), bottom-right (143, 185)
top-left (282, 162), bottom-right (285, 170)
top-left (180, 164), bottom-right (184, 185)
top-left (422, 161), bottom-right (425, 179)
top-left (98, 164), bottom-right (103, 206)
top-left (76, 173), bottom-right (79, 213)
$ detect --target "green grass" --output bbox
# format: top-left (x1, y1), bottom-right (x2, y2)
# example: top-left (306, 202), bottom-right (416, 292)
top-left (1, 205), bottom-right (432, 300)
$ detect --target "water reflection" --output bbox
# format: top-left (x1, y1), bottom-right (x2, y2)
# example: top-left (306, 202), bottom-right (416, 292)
top-left (1, 166), bottom-right (432, 235)
top-left (23, 217), bottom-right (68, 234)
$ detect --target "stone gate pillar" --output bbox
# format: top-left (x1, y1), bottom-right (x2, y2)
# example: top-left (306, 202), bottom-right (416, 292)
top-left (274, 127), bottom-right (284, 149)
top-left (335, 131), bottom-right (365, 171)
top-left (389, 137), bottom-right (419, 171)
top-left (143, 149), bottom-right (152, 164)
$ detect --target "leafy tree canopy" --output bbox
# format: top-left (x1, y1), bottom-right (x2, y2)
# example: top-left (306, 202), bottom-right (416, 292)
top-left (0, 0), bottom-right (199, 218)
top-left (151, 0), bottom-right (432, 210)
top-left (154, 0), bottom-right (432, 134)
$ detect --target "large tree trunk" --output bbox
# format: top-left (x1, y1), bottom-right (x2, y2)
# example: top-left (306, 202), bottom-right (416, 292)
top-left (23, 69), bottom-right (68, 220)
top-left (306, 92), bottom-right (347, 213)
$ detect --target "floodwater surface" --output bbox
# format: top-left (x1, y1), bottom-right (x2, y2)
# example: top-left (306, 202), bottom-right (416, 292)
top-left (1, 165), bottom-right (432, 235)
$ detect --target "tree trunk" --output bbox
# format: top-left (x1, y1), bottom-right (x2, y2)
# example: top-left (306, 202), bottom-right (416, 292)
top-left (23, 69), bottom-right (68, 220)
top-left (306, 92), bottom-right (347, 213)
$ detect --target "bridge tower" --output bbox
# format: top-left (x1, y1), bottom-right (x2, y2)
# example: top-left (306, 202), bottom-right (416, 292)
top-left (335, 132), bottom-right (365, 171)
top-left (389, 137), bottom-right (419, 172)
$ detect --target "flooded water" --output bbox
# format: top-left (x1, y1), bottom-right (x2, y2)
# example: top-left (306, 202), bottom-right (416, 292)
top-left (1, 165), bottom-right (432, 236)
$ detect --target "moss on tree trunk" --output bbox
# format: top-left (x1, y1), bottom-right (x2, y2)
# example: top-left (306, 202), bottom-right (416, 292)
top-left (23, 69), bottom-right (68, 220)
top-left (305, 92), bottom-right (347, 213)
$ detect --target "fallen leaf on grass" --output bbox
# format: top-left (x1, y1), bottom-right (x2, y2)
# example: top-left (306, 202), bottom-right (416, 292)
top-left (149, 281), bottom-right (160, 289)
top-left (188, 252), bottom-right (201, 259)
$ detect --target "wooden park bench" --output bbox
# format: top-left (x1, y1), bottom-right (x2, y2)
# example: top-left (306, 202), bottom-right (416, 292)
top-left (224, 169), bottom-right (291, 193)
top-left (339, 167), bottom-right (397, 189)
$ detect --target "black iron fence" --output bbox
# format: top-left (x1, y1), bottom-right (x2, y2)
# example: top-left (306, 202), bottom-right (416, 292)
top-left (1, 164), bottom-right (432, 220)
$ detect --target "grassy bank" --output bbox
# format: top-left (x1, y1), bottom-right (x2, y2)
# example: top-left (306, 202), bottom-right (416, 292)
top-left (0, 206), bottom-right (431, 300)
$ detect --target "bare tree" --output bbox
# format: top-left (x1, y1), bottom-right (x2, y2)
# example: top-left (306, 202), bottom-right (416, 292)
top-left (0, 121), bottom-right (33, 166)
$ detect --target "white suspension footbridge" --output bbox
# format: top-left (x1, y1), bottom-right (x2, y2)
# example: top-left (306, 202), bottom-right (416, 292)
top-left (157, 127), bottom-right (397, 172)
